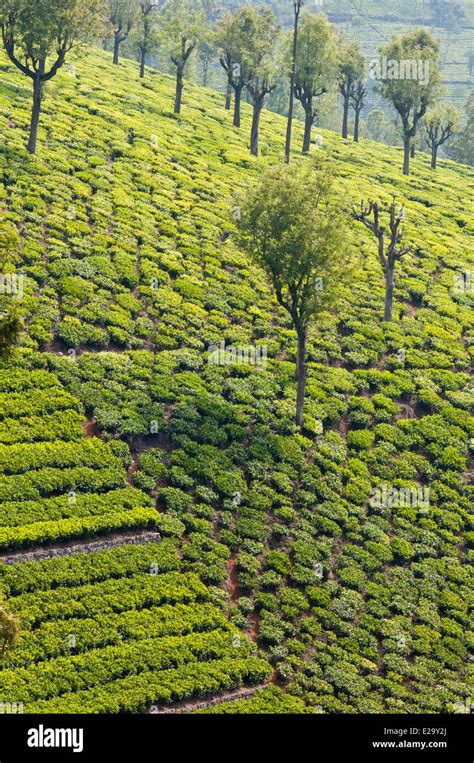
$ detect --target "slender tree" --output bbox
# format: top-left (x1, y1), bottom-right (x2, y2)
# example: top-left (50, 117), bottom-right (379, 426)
top-left (338, 40), bottom-right (364, 139)
top-left (424, 105), bottom-right (459, 169)
top-left (243, 7), bottom-right (280, 156)
top-left (0, 0), bottom-right (105, 155)
top-left (158, 0), bottom-right (205, 114)
top-left (351, 78), bottom-right (367, 142)
top-left (352, 200), bottom-right (412, 322)
top-left (284, 0), bottom-right (303, 163)
top-left (109, 0), bottom-right (136, 64)
top-left (214, 9), bottom-right (245, 124)
top-left (214, 6), bottom-right (263, 128)
top-left (238, 162), bottom-right (345, 429)
top-left (374, 29), bottom-right (442, 175)
top-left (134, 1), bottom-right (158, 78)
top-left (290, 12), bottom-right (338, 154)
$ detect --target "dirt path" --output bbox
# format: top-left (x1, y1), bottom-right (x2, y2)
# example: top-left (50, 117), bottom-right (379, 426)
top-left (147, 684), bottom-right (267, 714)
top-left (0, 530), bottom-right (162, 565)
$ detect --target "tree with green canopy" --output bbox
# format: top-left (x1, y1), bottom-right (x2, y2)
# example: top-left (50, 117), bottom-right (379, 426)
top-left (0, 0), bottom-right (106, 154)
top-left (424, 105), bottom-right (459, 169)
top-left (214, 6), bottom-right (256, 126)
top-left (374, 29), bottom-right (442, 175)
top-left (242, 6), bottom-right (280, 156)
top-left (289, 12), bottom-right (338, 153)
top-left (108, 0), bottom-right (136, 65)
top-left (133, 1), bottom-right (158, 78)
top-left (338, 39), bottom-right (364, 140)
top-left (158, 0), bottom-right (206, 114)
top-left (237, 161), bottom-right (346, 429)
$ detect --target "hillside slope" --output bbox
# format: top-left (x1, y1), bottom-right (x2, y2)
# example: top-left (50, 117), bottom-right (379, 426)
top-left (0, 48), bottom-right (472, 714)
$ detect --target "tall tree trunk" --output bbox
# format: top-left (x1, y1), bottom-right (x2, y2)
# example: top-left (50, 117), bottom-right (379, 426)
top-left (403, 135), bottom-right (411, 176)
top-left (354, 109), bottom-right (361, 142)
top-left (233, 85), bottom-right (243, 128)
top-left (285, 7), bottom-right (300, 163)
top-left (250, 101), bottom-right (262, 156)
top-left (174, 67), bottom-right (183, 114)
top-left (302, 108), bottom-right (312, 153)
top-left (431, 143), bottom-right (438, 169)
top-left (203, 59), bottom-right (209, 87)
top-left (342, 94), bottom-right (349, 139)
top-left (384, 265), bottom-right (394, 322)
top-left (225, 79), bottom-right (232, 110)
top-left (27, 73), bottom-right (43, 155)
top-left (295, 325), bottom-right (307, 430)
top-left (113, 34), bottom-right (121, 65)
top-left (139, 49), bottom-right (145, 79)
top-left (410, 143), bottom-right (416, 158)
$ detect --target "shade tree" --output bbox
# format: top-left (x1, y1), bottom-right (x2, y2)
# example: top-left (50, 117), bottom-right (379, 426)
top-left (237, 161), bottom-right (345, 428)
top-left (424, 105), bottom-right (459, 168)
top-left (375, 29), bottom-right (442, 175)
top-left (158, 0), bottom-right (206, 114)
top-left (290, 12), bottom-right (338, 154)
top-left (0, 0), bottom-right (106, 154)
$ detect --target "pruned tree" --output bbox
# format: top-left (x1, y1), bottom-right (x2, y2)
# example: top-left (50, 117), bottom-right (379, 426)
top-left (424, 105), bottom-right (459, 169)
top-left (237, 162), bottom-right (345, 429)
top-left (290, 12), bottom-right (338, 153)
top-left (0, 0), bottom-right (106, 154)
top-left (375, 29), bottom-right (442, 175)
top-left (243, 7), bottom-right (280, 156)
top-left (158, 0), bottom-right (206, 114)
top-left (351, 78), bottom-right (367, 142)
top-left (0, 607), bottom-right (19, 663)
top-left (352, 200), bottom-right (412, 322)
top-left (134, 1), bottom-right (158, 78)
top-left (338, 40), bottom-right (364, 140)
top-left (109, 0), bottom-right (136, 65)
top-left (214, 8), bottom-right (248, 123)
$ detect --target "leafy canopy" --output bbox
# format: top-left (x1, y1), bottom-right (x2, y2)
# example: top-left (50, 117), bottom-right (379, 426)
top-left (237, 161), bottom-right (346, 327)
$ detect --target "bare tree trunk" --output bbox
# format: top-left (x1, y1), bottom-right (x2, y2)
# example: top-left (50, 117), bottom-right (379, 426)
top-left (113, 34), bottom-right (121, 65)
top-left (233, 85), bottom-right (243, 128)
top-left (139, 50), bottom-right (145, 79)
top-left (27, 72), bottom-right (43, 155)
top-left (225, 79), bottom-right (232, 110)
top-left (410, 143), bottom-right (416, 158)
top-left (403, 135), bottom-right (411, 176)
top-left (250, 101), bottom-right (262, 156)
top-left (431, 143), bottom-right (438, 169)
top-left (202, 58), bottom-right (209, 87)
top-left (295, 325), bottom-right (307, 429)
top-left (384, 266), bottom-right (394, 322)
top-left (342, 94), bottom-right (349, 139)
top-left (354, 109), bottom-right (361, 142)
top-left (174, 67), bottom-right (184, 114)
top-left (302, 108), bottom-right (312, 153)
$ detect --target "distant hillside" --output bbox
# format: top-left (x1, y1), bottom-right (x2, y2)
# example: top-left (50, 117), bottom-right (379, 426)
top-left (0, 47), bottom-right (472, 714)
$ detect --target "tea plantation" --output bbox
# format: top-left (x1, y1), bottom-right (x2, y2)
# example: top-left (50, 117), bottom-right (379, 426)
top-left (0, 46), bottom-right (472, 714)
